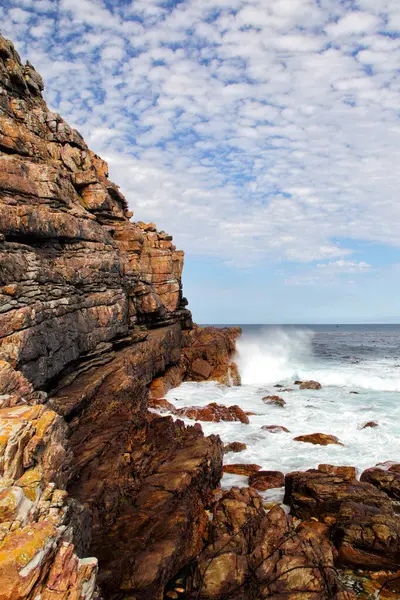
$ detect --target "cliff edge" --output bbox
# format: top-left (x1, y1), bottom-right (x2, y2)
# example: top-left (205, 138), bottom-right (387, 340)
top-left (0, 34), bottom-right (239, 600)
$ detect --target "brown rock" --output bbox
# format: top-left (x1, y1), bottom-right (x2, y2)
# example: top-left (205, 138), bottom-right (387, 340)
top-left (262, 424), bottom-right (290, 433)
top-left (294, 433), bottom-right (343, 446)
top-left (148, 397), bottom-right (176, 413)
top-left (249, 470), bottom-right (284, 490)
top-left (176, 402), bottom-right (249, 424)
top-left (360, 467), bottom-right (400, 500)
top-left (224, 442), bottom-right (247, 454)
top-left (223, 463), bottom-right (261, 476)
top-left (299, 380), bottom-right (322, 389)
top-left (284, 469), bottom-right (393, 521)
top-left (192, 487), bottom-right (351, 599)
top-left (318, 464), bottom-right (357, 481)
top-left (361, 420), bottom-right (378, 429)
top-left (180, 326), bottom-right (241, 385)
top-left (262, 395), bottom-right (286, 407)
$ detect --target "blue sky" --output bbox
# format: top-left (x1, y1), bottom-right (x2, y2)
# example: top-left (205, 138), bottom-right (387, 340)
top-left (2, 0), bottom-right (400, 323)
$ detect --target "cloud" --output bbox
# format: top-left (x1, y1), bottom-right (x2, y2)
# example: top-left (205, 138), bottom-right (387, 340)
top-left (1, 0), bottom-right (400, 270)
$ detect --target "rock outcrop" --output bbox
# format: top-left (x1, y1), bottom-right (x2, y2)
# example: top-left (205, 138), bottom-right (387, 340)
top-left (0, 34), bottom-right (238, 600)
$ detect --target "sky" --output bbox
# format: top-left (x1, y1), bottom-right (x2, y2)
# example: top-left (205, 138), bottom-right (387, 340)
top-left (1, 0), bottom-right (400, 323)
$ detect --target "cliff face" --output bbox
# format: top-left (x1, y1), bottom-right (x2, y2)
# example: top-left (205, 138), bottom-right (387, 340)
top-left (0, 35), bottom-right (192, 391)
top-left (0, 35), bottom-right (238, 600)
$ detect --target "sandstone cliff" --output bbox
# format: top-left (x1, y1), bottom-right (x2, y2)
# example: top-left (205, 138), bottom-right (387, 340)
top-left (0, 34), bottom-right (239, 600)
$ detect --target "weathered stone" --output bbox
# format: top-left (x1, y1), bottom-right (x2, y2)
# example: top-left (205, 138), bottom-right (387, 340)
top-left (249, 470), bottom-right (284, 491)
top-left (262, 425), bottom-right (290, 433)
top-left (175, 402), bottom-right (249, 424)
top-left (224, 442), bottom-right (247, 454)
top-left (284, 469), bottom-right (392, 521)
top-left (299, 380), bottom-right (322, 390)
top-left (262, 395), bottom-right (286, 407)
top-left (223, 464), bottom-right (261, 476)
top-left (360, 467), bottom-right (400, 500)
top-left (294, 433), bottom-right (343, 446)
top-left (180, 326), bottom-right (241, 385)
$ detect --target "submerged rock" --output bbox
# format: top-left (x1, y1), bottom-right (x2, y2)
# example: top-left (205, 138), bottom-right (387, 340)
top-left (262, 395), bottom-right (286, 407)
top-left (299, 380), bottom-right (322, 390)
top-left (224, 441), bottom-right (247, 454)
top-left (361, 420), bottom-right (378, 429)
top-left (249, 470), bottom-right (284, 490)
top-left (261, 424), bottom-right (290, 433)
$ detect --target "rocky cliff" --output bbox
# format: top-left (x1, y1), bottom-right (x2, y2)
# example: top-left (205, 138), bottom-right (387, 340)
top-left (0, 34), bottom-right (239, 600)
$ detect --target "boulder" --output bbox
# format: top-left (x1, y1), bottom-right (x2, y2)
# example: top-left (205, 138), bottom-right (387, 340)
top-left (262, 424), bottom-right (290, 433)
top-left (294, 433), bottom-right (343, 446)
top-left (318, 464), bottom-right (357, 481)
top-left (299, 380), bottom-right (322, 390)
top-left (223, 464), bottom-right (261, 476)
top-left (224, 442), bottom-right (247, 454)
top-left (360, 467), bottom-right (400, 500)
top-left (284, 468), bottom-right (392, 521)
top-left (262, 395), bottom-right (286, 407)
top-left (175, 402), bottom-right (249, 424)
top-left (249, 470), bottom-right (284, 491)
top-left (361, 421), bottom-right (378, 429)
top-left (191, 487), bottom-right (352, 599)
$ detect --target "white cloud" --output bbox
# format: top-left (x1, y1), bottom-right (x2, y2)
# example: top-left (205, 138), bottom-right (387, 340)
top-left (2, 0), bottom-right (400, 269)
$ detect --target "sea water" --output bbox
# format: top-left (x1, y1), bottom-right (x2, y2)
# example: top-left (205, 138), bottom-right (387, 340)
top-left (164, 325), bottom-right (400, 496)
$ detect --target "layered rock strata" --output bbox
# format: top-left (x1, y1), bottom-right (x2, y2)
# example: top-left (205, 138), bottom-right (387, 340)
top-left (0, 34), bottom-right (238, 600)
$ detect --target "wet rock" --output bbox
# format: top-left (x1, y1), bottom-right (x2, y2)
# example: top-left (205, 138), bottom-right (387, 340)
top-left (318, 464), bottom-right (357, 481)
top-left (335, 503), bottom-right (400, 570)
top-left (148, 397), bottom-right (176, 413)
top-left (284, 469), bottom-right (393, 522)
top-left (389, 464), bottom-right (400, 473)
top-left (360, 467), bottom-right (400, 500)
top-left (175, 402), bottom-right (249, 424)
top-left (224, 441), bottom-right (247, 454)
top-left (261, 424), bottom-right (290, 433)
top-left (294, 433), bottom-right (343, 446)
top-left (191, 487), bottom-right (351, 599)
top-left (180, 326), bottom-right (241, 385)
top-left (249, 470), bottom-right (284, 490)
top-left (262, 395), bottom-right (286, 407)
top-left (294, 380), bottom-right (303, 385)
top-left (223, 464), bottom-right (261, 476)
top-left (299, 380), bottom-right (322, 390)
top-left (361, 421), bottom-right (378, 429)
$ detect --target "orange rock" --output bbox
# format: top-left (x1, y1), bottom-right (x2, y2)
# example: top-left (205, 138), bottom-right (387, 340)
top-left (249, 470), bottom-right (284, 490)
top-left (262, 395), bottom-right (286, 407)
top-left (223, 463), bottom-right (261, 476)
top-left (318, 464), bottom-right (356, 481)
top-left (176, 402), bottom-right (249, 424)
top-left (361, 421), bottom-right (378, 429)
top-left (294, 433), bottom-right (344, 446)
top-left (224, 442), bottom-right (247, 454)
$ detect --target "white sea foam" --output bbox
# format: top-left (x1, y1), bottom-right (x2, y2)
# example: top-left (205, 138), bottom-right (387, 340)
top-left (165, 326), bottom-right (400, 485)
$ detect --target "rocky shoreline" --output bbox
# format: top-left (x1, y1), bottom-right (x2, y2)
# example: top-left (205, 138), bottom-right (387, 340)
top-left (1, 33), bottom-right (400, 600)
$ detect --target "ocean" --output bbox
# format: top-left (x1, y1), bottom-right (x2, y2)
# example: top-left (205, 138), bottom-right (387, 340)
top-left (165, 324), bottom-right (400, 501)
